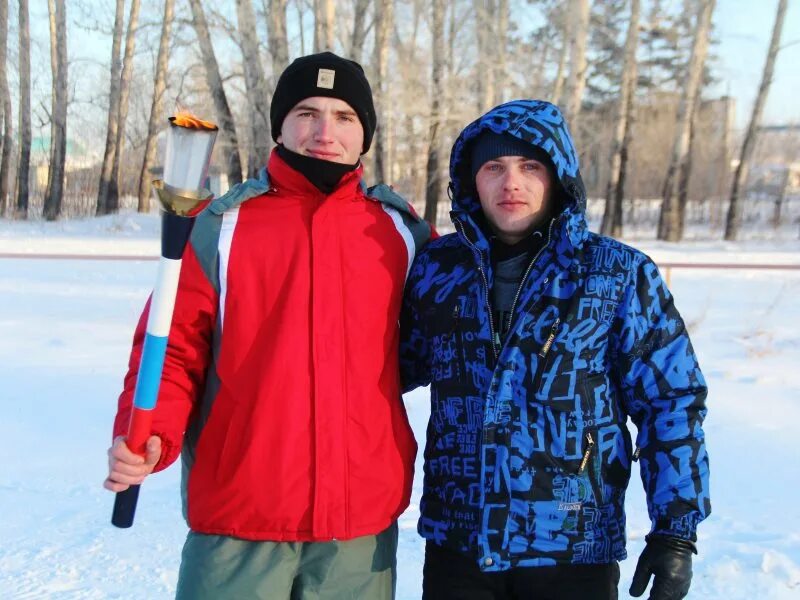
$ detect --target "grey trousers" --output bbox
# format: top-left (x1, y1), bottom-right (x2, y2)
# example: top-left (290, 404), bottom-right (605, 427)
top-left (175, 522), bottom-right (398, 600)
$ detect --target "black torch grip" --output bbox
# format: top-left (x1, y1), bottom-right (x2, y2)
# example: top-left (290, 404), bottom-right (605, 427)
top-left (112, 484), bottom-right (141, 528)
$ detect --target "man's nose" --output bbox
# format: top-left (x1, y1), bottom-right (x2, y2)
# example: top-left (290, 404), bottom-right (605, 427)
top-left (314, 116), bottom-right (334, 142)
top-left (502, 168), bottom-right (521, 190)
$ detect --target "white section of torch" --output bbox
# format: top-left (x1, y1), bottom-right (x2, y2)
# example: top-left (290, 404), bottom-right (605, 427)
top-left (146, 258), bottom-right (182, 337)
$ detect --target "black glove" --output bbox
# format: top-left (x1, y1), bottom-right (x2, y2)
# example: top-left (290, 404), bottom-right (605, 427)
top-left (629, 534), bottom-right (697, 600)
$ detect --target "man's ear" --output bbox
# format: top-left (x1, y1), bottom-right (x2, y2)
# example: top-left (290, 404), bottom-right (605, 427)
top-left (276, 134), bottom-right (282, 144)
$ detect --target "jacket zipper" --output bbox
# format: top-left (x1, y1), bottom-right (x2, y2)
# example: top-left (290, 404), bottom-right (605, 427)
top-left (452, 304), bottom-right (465, 381)
top-left (538, 318), bottom-right (561, 358)
top-left (455, 219), bottom-right (499, 359)
top-left (578, 430), bottom-right (604, 504)
top-left (577, 431), bottom-right (595, 475)
top-left (507, 218), bottom-right (556, 335)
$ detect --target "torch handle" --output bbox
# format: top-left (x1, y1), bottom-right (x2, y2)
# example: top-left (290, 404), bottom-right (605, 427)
top-left (112, 485), bottom-right (141, 528)
top-left (111, 212), bottom-right (197, 529)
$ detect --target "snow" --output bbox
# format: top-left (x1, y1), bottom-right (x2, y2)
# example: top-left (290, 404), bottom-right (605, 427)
top-left (1, 213), bottom-right (799, 599)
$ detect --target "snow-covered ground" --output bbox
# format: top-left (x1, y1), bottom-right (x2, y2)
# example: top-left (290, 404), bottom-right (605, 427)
top-left (1, 214), bottom-right (799, 599)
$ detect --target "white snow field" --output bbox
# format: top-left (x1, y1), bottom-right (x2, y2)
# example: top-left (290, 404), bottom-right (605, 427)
top-left (1, 213), bottom-right (799, 599)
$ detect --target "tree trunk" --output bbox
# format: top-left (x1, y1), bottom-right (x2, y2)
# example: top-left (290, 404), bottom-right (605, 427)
top-left (314, 0), bottom-right (335, 52)
top-left (374, 0), bottom-right (393, 182)
top-left (187, 0), bottom-right (243, 186)
top-left (16, 0), bottom-right (31, 218)
top-left (108, 0), bottom-right (142, 214)
top-left (236, 0), bottom-right (272, 177)
top-left (137, 0), bottom-right (174, 213)
top-left (43, 0), bottom-right (67, 221)
top-left (551, 35), bottom-right (568, 106)
top-left (676, 92), bottom-right (700, 239)
top-left (772, 167), bottom-right (790, 229)
top-left (474, 0), bottom-right (495, 113)
top-left (564, 0), bottom-right (590, 127)
top-left (495, 0), bottom-right (509, 103)
top-left (349, 0), bottom-right (370, 63)
top-left (297, 0), bottom-right (306, 56)
top-left (424, 0), bottom-right (444, 225)
top-left (96, 0), bottom-right (125, 216)
top-left (265, 0), bottom-right (289, 78)
top-left (0, 0), bottom-right (13, 217)
top-left (725, 0), bottom-right (787, 240)
top-left (657, 0), bottom-right (715, 241)
top-left (602, 0), bottom-right (639, 238)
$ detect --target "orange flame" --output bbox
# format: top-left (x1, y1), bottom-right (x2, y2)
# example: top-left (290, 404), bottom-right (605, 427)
top-left (171, 111), bottom-right (217, 130)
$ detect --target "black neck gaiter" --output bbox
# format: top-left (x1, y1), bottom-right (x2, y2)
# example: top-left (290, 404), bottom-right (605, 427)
top-left (277, 144), bottom-right (359, 194)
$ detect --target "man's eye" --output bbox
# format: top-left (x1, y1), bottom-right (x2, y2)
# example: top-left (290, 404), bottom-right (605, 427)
top-left (523, 162), bottom-right (541, 171)
top-left (484, 163), bottom-right (501, 172)
top-left (339, 114), bottom-right (356, 122)
top-left (298, 111), bottom-right (314, 118)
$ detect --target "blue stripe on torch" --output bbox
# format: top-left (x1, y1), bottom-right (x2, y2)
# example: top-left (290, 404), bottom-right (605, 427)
top-left (131, 334), bottom-right (169, 410)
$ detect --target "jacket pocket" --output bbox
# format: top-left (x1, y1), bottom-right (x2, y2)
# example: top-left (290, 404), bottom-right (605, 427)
top-left (577, 429), bottom-right (605, 505)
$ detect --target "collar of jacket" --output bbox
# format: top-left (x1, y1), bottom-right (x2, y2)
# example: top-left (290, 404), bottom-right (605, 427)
top-left (267, 147), bottom-right (365, 202)
top-left (452, 203), bottom-right (588, 269)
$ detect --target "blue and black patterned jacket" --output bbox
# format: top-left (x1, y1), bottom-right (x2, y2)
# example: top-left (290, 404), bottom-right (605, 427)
top-left (400, 100), bottom-right (710, 571)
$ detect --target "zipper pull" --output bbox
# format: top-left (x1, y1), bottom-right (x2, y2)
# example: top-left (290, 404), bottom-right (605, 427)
top-left (632, 446), bottom-right (641, 462)
top-left (578, 431), bottom-right (595, 474)
top-left (538, 318), bottom-right (561, 358)
top-left (450, 304), bottom-right (460, 332)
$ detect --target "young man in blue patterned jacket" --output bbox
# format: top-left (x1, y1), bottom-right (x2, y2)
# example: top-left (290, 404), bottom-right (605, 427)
top-left (400, 100), bottom-right (710, 600)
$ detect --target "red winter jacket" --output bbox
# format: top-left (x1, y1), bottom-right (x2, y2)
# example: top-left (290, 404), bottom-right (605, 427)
top-left (114, 150), bottom-right (433, 541)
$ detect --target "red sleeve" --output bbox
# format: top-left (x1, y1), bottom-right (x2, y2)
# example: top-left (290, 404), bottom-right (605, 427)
top-left (113, 242), bottom-right (218, 472)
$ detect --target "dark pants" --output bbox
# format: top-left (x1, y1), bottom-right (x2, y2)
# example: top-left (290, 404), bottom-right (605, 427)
top-left (422, 543), bottom-right (620, 600)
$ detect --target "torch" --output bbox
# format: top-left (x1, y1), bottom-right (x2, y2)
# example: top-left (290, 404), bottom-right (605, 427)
top-left (111, 113), bottom-right (218, 528)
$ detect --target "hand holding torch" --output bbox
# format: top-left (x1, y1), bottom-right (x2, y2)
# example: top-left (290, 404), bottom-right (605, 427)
top-left (111, 113), bottom-right (218, 528)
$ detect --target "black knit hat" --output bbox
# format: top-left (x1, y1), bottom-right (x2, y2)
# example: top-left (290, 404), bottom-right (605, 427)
top-left (270, 52), bottom-right (377, 154)
top-left (470, 132), bottom-right (554, 180)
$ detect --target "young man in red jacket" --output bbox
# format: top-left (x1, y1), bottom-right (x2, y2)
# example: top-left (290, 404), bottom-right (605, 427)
top-left (104, 52), bottom-right (433, 599)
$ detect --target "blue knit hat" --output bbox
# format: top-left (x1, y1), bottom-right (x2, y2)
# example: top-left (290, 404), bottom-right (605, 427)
top-left (470, 132), bottom-right (553, 181)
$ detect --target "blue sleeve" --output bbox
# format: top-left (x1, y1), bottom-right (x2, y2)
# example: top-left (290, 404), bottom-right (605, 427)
top-left (613, 256), bottom-right (711, 542)
top-left (399, 254), bottom-right (432, 393)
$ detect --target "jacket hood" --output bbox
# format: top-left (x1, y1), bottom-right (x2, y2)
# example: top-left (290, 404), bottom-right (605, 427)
top-left (449, 99), bottom-right (586, 216)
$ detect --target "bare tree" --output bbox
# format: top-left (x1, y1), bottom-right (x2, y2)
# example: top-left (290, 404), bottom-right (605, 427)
top-left (564, 0), bottom-right (590, 126)
top-left (374, 0), bottom-right (393, 182)
top-left (265, 0), bottom-right (289, 78)
top-left (349, 0), bottom-right (371, 63)
top-left (424, 0), bottom-right (445, 224)
top-left (236, 0), bottom-right (272, 176)
top-left (16, 0), bottom-right (32, 218)
top-left (187, 0), bottom-right (243, 186)
top-left (658, 0), bottom-right (715, 241)
top-left (314, 0), bottom-right (335, 51)
top-left (474, 0), bottom-right (495, 112)
top-left (601, 0), bottom-right (639, 238)
top-left (0, 0), bottom-right (13, 215)
top-left (725, 0), bottom-right (787, 240)
top-left (96, 0), bottom-right (125, 215)
top-left (137, 0), bottom-right (174, 213)
top-left (43, 0), bottom-right (68, 221)
top-left (108, 0), bottom-right (142, 213)
top-left (495, 0), bottom-right (509, 103)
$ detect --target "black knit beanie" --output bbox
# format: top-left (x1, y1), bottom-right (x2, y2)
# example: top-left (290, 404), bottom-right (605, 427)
top-left (270, 52), bottom-right (377, 154)
top-left (470, 132), bottom-right (554, 180)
